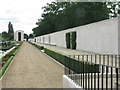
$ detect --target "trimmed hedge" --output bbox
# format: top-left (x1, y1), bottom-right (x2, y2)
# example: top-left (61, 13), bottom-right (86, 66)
top-left (71, 32), bottom-right (76, 41)
top-left (35, 45), bottom-right (44, 50)
top-left (66, 33), bottom-right (70, 49)
top-left (30, 43), bottom-right (44, 50)
top-left (71, 31), bottom-right (77, 49)
top-left (44, 48), bottom-right (99, 73)
top-left (65, 31), bottom-right (77, 50)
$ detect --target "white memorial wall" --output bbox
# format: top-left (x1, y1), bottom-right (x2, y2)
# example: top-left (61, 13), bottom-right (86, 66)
top-left (29, 17), bottom-right (119, 54)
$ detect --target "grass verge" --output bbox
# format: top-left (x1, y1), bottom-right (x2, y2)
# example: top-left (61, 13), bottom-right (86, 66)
top-left (0, 42), bottom-right (22, 78)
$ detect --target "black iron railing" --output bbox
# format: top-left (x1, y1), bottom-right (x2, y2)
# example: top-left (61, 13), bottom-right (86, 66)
top-left (65, 55), bottom-right (120, 90)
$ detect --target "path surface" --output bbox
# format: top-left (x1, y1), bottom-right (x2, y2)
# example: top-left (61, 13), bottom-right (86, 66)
top-left (2, 42), bottom-right (64, 88)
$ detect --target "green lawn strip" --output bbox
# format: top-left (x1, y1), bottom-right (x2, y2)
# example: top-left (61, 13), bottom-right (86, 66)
top-left (0, 56), bottom-right (14, 78)
top-left (0, 43), bottom-right (22, 78)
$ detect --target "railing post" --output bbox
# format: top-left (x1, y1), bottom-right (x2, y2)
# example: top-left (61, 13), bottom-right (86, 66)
top-left (116, 68), bottom-right (118, 90)
top-left (118, 55), bottom-right (120, 73)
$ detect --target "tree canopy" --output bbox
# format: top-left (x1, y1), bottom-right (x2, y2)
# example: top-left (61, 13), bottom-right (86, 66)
top-left (8, 22), bottom-right (14, 40)
top-left (28, 33), bottom-right (34, 39)
top-left (32, 2), bottom-right (119, 37)
top-left (2, 22), bottom-right (14, 41)
top-left (1, 31), bottom-right (9, 41)
top-left (24, 33), bottom-right (29, 41)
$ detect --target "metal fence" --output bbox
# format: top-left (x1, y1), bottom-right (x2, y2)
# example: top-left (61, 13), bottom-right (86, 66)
top-left (65, 55), bottom-right (120, 90)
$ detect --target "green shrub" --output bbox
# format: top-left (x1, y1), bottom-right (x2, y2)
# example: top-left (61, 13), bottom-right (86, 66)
top-left (71, 31), bottom-right (77, 49)
top-left (0, 56), bottom-right (14, 78)
top-left (29, 42), bottom-right (44, 50)
top-left (65, 33), bottom-right (70, 49)
top-left (44, 48), bottom-right (99, 73)
top-left (40, 46), bottom-right (44, 50)
top-left (71, 32), bottom-right (76, 40)
top-left (34, 44), bottom-right (44, 50)
top-left (66, 32), bottom-right (77, 50)
top-left (71, 41), bottom-right (76, 50)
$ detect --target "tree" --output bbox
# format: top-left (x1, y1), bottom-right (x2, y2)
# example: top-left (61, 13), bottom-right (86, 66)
top-left (32, 2), bottom-right (119, 36)
top-left (28, 34), bottom-right (34, 39)
top-left (0, 33), bottom-right (2, 40)
top-left (8, 22), bottom-right (14, 40)
top-left (24, 33), bottom-right (28, 41)
top-left (2, 31), bottom-right (9, 40)
top-left (107, 2), bottom-right (120, 18)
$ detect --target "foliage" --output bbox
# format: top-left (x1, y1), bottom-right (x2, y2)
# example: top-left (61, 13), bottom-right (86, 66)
top-left (0, 56), bottom-right (14, 77)
top-left (30, 43), bottom-right (44, 50)
top-left (24, 33), bottom-right (28, 41)
top-left (65, 33), bottom-right (70, 49)
top-left (8, 22), bottom-right (14, 40)
top-left (1, 41), bottom-right (15, 51)
top-left (0, 43), bottom-right (21, 78)
top-left (1, 31), bottom-right (9, 41)
top-left (66, 31), bottom-right (77, 49)
top-left (28, 33), bottom-right (34, 39)
top-left (34, 44), bottom-right (44, 50)
top-left (71, 31), bottom-right (77, 49)
top-left (2, 22), bottom-right (14, 41)
top-left (107, 2), bottom-right (120, 18)
top-left (44, 48), bottom-right (99, 73)
top-left (32, 2), bottom-right (119, 36)
top-left (0, 33), bottom-right (2, 41)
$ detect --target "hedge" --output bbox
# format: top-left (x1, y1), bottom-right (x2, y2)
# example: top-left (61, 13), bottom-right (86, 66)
top-left (65, 33), bottom-right (70, 49)
top-left (71, 31), bottom-right (77, 49)
top-left (71, 31), bottom-right (76, 41)
top-left (30, 43), bottom-right (44, 50)
top-left (44, 48), bottom-right (99, 73)
top-left (71, 41), bottom-right (76, 50)
top-left (35, 45), bottom-right (44, 50)
top-left (66, 32), bottom-right (77, 49)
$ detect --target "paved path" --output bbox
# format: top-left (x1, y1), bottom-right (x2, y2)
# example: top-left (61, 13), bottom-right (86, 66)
top-left (2, 42), bottom-right (64, 88)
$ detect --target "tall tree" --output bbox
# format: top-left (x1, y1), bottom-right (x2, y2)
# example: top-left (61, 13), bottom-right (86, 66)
top-left (8, 22), bottom-right (14, 40)
top-left (24, 33), bottom-right (28, 41)
top-left (32, 2), bottom-right (119, 37)
top-left (107, 2), bottom-right (120, 18)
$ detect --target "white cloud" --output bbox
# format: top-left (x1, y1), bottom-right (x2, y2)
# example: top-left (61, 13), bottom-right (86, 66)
top-left (0, 0), bottom-right (55, 34)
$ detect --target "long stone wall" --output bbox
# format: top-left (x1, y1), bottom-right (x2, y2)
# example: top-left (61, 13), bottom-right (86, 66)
top-left (29, 17), bottom-right (119, 54)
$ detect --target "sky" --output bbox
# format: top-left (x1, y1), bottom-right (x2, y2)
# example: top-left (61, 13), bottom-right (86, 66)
top-left (0, 0), bottom-right (55, 34)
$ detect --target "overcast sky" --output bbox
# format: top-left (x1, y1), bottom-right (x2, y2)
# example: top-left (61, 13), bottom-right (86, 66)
top-left (0, 0), bottom-right (55, 34)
